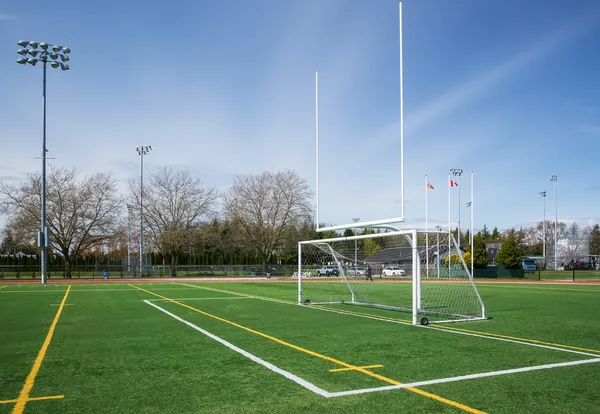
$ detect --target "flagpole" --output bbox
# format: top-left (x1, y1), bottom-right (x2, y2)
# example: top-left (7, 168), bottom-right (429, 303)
top-left (448, 171), bottom-right (451, 276)
top-left (425, 175), bottom-right (429, 278)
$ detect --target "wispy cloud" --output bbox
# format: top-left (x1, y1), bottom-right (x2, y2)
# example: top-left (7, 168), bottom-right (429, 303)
top-left (406, 7), bottom-right (600, 134)
top-left (580, 124), bottom-right (600, 135)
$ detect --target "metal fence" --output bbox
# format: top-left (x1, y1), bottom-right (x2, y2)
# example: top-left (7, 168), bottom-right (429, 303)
top-left (0, 264), bottom-right (296, 279)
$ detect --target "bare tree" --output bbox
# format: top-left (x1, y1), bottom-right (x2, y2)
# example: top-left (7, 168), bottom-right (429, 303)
top-left (0, 167), bottom-right (123, 277)
top-left (563, 223), bottom-right (590, 262)
top-left (223, 170), bottom-right (313, 273)
top-left (129, 166), bottom-right (218, 277)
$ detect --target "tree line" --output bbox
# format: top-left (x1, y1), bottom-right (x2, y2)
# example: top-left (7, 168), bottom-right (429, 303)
top-left (1, 165), bottom-right (599, 276)
top-left (0, 166), bottom-right (315, 277)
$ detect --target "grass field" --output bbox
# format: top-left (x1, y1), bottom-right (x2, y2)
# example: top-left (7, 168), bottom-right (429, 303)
top-left (1, 279), bottom-right (600, 413)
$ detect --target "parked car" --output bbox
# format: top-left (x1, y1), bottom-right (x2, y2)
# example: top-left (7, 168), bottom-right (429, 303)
top-left (346, 266), bottom-right (367, 276)
top-left (316, 265), bottom-right (339, 277)
top-left (248, 266), bottom-right (280, 277)
top-left (381, 266), bottom-right (406, 277)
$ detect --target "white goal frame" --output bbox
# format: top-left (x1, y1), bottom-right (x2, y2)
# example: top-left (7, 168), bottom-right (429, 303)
top-left (297, 229), bottom-right (486, 325)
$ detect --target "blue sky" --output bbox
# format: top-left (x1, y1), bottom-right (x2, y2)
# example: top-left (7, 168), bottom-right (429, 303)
top-left (1, 0), bottom-right (599, 234)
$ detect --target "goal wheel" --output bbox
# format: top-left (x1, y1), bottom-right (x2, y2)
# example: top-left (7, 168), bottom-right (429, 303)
top-left (303, 299), bottom-right (311, 304)
top-left (420, 317), bottom-right (429, 326)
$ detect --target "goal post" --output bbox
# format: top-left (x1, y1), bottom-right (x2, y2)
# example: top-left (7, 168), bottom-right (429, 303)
top-left (297, 229), bottom-right (486, 325)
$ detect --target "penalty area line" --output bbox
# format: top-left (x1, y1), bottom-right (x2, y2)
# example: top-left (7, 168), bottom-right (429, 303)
top-left (328, 357), bottom-right (600, 397)
top-left (143, 299), bottom-right (331, 398)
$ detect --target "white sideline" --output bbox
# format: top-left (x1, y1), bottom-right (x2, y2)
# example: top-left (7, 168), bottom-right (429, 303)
top-left (178, 283), bottom-right (600, 358)
top-left (143, 299), bottom-right (331, 398)
top-left (328, 357), bottom-right (600, 397)
top-left (147, 296), bottom-right (251, 302)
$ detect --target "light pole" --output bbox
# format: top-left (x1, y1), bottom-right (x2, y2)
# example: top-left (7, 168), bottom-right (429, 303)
top-left (126, 204), bottom-right (134, 273)
top-left (136, 146), bottom-right (152, 277)
top-left (539, 191), bottom-right (547, 268)
top-left (352, 218), bottom-right (360, 267)
top-left (466, 201), bottom-right (473, 272)
top-left (549, 175), bottom-right (558, 270)
top-left (16, 40), bottom-right (70, 284)
top-left (450, 168), bottom-right (463, 249)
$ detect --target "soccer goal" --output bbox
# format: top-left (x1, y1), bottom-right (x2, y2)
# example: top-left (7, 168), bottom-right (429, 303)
top-left (297, 229), bottom-right (486, 325)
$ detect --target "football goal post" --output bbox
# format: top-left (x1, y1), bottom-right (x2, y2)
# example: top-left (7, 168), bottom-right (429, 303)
top-left (297, 229), bottom-right (486, 325)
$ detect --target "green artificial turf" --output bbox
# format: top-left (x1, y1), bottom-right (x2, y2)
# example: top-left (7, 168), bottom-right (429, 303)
top-left (1, 280), bottom-right (599, 413)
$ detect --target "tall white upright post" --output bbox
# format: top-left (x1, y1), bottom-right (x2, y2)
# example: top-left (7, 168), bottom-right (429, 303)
top-left (399, 2), bottom-right (405, 219)
top-left (315, 71), bottom-right (319, 229)
top-left (471, 170), bottom-right (474, 273)
top-left (425, 175), bottom-right (429, 277)
top-left (411, 230), bottom-right (419, 325)
top-left (549, 175), bottom-right (558, 270)
top-left (298, 243), bottom-right (303, 304)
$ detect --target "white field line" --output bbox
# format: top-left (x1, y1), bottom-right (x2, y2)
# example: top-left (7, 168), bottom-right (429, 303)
top-left (147, 297), bottom-right (251, 302)
top-left (328, 357), bottom-right (600, 398)
top-left (143, 299), bottom-right (331, 398)
top-left (178, 283), bottom-right (600, 358)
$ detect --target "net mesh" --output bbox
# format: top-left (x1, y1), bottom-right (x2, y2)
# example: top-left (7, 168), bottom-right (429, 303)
top-left (298, 230), bottom-right (485, 323)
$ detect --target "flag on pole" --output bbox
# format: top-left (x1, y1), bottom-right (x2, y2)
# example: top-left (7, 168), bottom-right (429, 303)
top-left (427, 181), bottom-right (434, 190)
top-left (449, 179), bottom-right (459, 187)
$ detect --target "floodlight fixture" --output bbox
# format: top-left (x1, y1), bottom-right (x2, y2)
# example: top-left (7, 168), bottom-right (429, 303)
top-left (63, 47), bottom-right (71, 54)
top-left (15, 39), bottom-right (71, 284)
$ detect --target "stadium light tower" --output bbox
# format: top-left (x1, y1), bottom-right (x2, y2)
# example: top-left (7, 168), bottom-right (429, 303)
top-left (136, 146), bottom-right (152, 277)
top-left (450, 168), bottom-right (463, 249)
top-left (549, 175), bottom-right (558, 270)
top-left (539, 191), bottom-right (547, 268)
top-left (127, 204), bottom-right (134, 272)
top-left (352, 218), bottom-right (360, 266)
top-left (16, 40), bottom-right (70, 285)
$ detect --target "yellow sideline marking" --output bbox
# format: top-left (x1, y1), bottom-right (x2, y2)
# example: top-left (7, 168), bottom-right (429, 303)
top-left (0, 286), bottom-right (7, 289)
top-left (50, 303), bottom-right (73, 306)
top-left (12, 286), bottom-right (71, 414)
top-left (184, 284), bottom-right (600, 356)
top-left (0, 395), bottom-right (64, 404)
top-left (429, 324), bottom-right (600, 354)
top-left (330, 364), bottom-right (383, 373)
top-left (130, 284), bottom-right (485, 413)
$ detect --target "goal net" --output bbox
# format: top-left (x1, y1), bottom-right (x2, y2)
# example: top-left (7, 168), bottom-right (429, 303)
top-left (297, 229), bottom-right (486, 325)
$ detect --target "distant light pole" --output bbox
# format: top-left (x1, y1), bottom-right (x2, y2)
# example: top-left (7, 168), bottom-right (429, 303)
top-left (549, 175), bottom-right (558, 270)
top-left (450, 168), bottom-right (463, 249)
top-left (136, 146), bottom-right (152, 277)
top-left (352, 218), bottom-right (360, 267)
top-left (539, 191), bottom-right (547, 268)
top-left (16, 40), bottom-right (70, 284)
top-left (126, 204), bottom-right (134, 272)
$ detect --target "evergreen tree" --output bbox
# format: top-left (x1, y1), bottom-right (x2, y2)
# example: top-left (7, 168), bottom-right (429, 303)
top-left (471, 234), bottom-right (488, 269)
top-left (481, 225), bottom-right (491, 239)
top-left (491, 226), bottom-right (500, 239)
top-left (495, 234), bottom-right (523, 269)
top-left (589, 224), bottom-right (600, 256)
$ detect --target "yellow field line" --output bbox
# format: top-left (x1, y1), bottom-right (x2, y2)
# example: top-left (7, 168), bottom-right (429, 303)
top-left (429, 324), bottom-right (600, 354)
top-left (0, 286), bottom-right (7, 289)
top-left (12, 285), bottom-right (71, 414)
top-left (131, 284), bottom-right (485, 413)
top-left (330, 364), bottom-right (383, 373)
top-left (184, 283), bottom-right (600, 356)
top-left (50, 304), bottom-right (73, 306)
top-left (0, 395), bottom-right (64, 405)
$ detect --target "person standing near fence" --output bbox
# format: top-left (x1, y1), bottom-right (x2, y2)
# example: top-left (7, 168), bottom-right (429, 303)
top-left (365, 265), bottom-right (373, 281)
